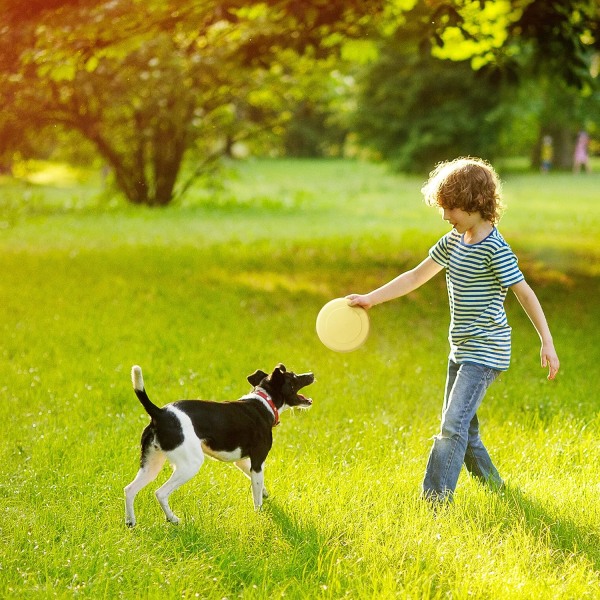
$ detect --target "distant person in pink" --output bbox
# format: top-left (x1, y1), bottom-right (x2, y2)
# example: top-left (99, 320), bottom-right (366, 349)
top-left (573, 130), bottom-right (591, 173)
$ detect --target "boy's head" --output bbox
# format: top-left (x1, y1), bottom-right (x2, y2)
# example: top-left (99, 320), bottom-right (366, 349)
top-left (421, 157), bottom-right (504, 225)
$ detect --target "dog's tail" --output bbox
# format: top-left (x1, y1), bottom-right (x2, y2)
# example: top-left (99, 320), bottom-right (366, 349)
top-left (131, 365), bottom-right (162, 420)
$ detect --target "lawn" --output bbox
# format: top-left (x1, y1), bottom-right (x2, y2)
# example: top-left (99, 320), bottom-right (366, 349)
top-left (1, 159), bottom-right (600, 599)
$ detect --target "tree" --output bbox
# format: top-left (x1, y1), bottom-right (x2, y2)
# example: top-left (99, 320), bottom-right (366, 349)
top-left (353, 25), bottom-right (505, 172)
top-left (1, 1), bottom-right (268, 205)
top-left (0, 0), bottom-right (386, 205)
top-left (430, 0), bottom-right (600, 170)
top-left (1, 0), bottom-right (598, 201)
top-left (351, 0), bottom-right (599, 171)
top-left (422, 0), bottom-right (600, 90)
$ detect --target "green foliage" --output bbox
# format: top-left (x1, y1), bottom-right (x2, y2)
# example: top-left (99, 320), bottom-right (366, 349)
top-left (0, 0), bottom-right (386, 205)
top-left (494, 74), bottom-right (600, 170)
top-left (353, 0), bottom-right (600, 172)
top-left (1, 159), bottom-right (600, 598)
top-left (424, 0), bottom-right (600, 90)
top-left (280, 58), bottom-right (354, 158)
top-left (1, 0), bottom-right (598, 204)
top-left (353, 31), bottom-right (505, 172)
top-left (3, 1), bottom-right (221, 205)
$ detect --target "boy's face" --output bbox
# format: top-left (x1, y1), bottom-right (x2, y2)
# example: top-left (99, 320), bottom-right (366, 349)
top-left (441, 207), bottom-right (485, 234)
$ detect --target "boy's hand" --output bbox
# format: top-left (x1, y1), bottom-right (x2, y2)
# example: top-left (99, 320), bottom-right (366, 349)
top-left (346, 294), bottom-right (374, 310)
top-left (541, 341), bottom-right (560, 380)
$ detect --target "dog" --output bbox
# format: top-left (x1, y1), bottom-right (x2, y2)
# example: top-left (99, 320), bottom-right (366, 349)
top-left (124, 363), bottom-right (314, 527)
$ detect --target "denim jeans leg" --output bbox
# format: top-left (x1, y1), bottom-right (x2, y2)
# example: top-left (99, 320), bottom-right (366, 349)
top-left (422, 361), bottom-right (500, 502)
top-left (464, 413), bottom-right (503, 488)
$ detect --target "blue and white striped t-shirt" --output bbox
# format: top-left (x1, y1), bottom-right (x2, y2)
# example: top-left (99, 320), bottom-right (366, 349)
top-left (429, 228), bottom-right (524, 371)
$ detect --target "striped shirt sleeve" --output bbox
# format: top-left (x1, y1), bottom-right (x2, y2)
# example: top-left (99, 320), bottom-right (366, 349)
top-left (429, 233), bottom-right (450, 268)
top-left (490, 244), bottom-right (524, 288)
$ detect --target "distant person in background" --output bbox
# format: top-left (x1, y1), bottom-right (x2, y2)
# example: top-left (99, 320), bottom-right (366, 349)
top-left (573, 130), bottom-right (591, 173)
top-left (540, 135), bottom-right (553, 173)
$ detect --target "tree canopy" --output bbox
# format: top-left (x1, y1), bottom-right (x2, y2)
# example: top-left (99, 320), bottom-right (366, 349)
top-left (422, 0), bottom-right (600, 89)
top-left (1, 0), bottom-right (386, 204)
top-left (1, 0), bottom-right (598, 203)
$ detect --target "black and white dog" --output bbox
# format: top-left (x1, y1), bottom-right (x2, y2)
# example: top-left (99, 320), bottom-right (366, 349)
top-left (124, 364), bottom-right (314, 527)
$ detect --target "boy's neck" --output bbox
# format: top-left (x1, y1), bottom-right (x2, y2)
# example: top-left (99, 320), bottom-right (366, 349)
top-left (463, 221), bottom-right (494, 245)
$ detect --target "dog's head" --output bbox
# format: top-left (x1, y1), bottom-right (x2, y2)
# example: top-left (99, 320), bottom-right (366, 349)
top-left (247, 363), bottom-right (314, 411)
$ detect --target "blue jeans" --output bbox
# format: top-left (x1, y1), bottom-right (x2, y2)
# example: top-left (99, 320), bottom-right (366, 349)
top-left (421, 361), bottom-right (503, 502)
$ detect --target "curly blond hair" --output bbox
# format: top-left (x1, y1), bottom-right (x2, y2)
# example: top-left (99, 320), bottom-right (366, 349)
top-left (421, 157), bottom-right (504, 225)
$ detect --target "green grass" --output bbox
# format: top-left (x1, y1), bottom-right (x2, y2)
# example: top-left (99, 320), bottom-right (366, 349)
top-left (1, 159), bottom-right (600, 599)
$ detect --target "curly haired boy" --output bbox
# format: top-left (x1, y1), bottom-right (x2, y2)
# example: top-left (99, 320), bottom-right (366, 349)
top-left (347, 157), bottom-right (559, 504)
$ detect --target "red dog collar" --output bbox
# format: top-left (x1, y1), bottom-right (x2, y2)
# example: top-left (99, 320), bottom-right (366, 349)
top-left (253, 388), bottom-right (280, 426)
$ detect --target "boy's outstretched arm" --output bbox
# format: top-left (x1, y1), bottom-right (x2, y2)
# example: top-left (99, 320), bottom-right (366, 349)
top-left (511, 280), bottom-right (560, 380)
top-left (347, 256), bottom-right (443, 309)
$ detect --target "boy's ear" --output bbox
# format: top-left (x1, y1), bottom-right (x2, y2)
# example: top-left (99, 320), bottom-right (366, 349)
top-left (247, 369), bottom-right (268, 387)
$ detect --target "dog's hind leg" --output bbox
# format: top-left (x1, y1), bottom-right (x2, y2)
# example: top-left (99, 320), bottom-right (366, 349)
top-left (155, 441), bottom-right (204, 525)
top-left (235, 458), bottom-right (269, 501)
top-left (124, 447), bottom-right (166, 527)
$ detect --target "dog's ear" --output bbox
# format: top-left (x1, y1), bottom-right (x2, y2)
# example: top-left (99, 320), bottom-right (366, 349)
top-left (269, 364), bottom-right (286, 387)
top-left (247, 369), bottom-right (268, 387)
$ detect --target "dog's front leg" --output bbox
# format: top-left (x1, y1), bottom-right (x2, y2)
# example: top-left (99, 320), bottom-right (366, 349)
top-left (235, 458), bottom-right (269, 501)
top-left (250, 466), bottom-right (266, 510)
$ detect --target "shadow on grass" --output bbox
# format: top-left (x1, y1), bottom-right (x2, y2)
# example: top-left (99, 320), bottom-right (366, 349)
top-left (500, 486), bottom-right (600, 571)
top-left (264, 500), bottom-right (338, 580)
top-left (135, 499), bottom-right (336, 595)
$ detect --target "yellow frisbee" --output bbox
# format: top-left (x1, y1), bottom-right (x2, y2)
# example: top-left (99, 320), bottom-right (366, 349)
top-left (316, 298), bottom-right (370, 353)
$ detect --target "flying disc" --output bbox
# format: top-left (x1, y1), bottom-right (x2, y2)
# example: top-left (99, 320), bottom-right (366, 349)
top-left (316, 298), bottom-right (370, 352)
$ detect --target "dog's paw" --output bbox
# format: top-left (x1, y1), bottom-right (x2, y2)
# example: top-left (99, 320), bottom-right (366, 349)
top-left (125, 519), bottom-right (136, 528)
top-left (166, 515), bottom-right (180, 525)
top-left (262, 488), bottom-right (269, 499)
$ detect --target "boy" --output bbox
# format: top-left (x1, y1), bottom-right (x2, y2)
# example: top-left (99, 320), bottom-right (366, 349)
top-left (347, 157), bottom-right (559, 503)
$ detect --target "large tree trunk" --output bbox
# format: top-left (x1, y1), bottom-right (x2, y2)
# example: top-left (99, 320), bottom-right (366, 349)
top-left (84, 120), bottom-right (186, 206)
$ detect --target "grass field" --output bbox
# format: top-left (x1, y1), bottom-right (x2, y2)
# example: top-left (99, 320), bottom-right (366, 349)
top-left (1, 159), bottom-right (600, 599)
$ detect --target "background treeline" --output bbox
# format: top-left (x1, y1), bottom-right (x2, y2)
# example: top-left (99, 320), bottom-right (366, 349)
top-left (1, 0), bottom-right (599, 205)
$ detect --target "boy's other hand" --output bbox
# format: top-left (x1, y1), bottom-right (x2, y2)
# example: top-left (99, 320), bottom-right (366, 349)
top-left (542, 342), bottom-right (560, 380)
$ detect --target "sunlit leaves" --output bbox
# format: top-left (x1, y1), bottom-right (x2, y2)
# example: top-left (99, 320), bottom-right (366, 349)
top-left (341, 40), bottom-right (379, 65)
top-left (422, 0), bottom-right (600, 89)
top-left (430, 0), bottom-right (514, 65)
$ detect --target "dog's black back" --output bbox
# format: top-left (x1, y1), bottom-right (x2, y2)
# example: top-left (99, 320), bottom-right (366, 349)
top-left (172, 399), bottom-right (274, 460)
